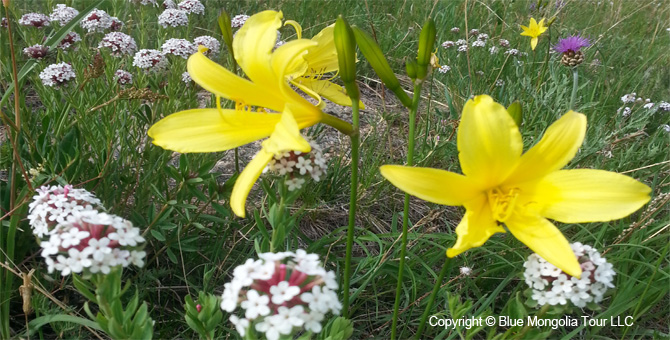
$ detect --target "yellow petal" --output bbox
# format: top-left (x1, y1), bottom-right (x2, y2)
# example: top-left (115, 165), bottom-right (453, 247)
top-left (506, 213), bottom-right (581, 278)
top-left (187, 51), bottom-right (285, 112)
top-left (531, 37), bottom-right (538, 50)
top-left (519, 26), bottom-right (531, 36)
top-left (535, 169), bottom-right (651, 223)
top-left (261, 105), bottom-right (311, 154)
top-left (457, 95), bottom-right (523, 188)
top-left (379, 165), bottom-right (481, 206)
top-left (505, 111), bottom-right (586, 184)
top-left (233, 10), bottom-right (283, 88)
top-left (230, 149), bottom-right (275, 218)
top-left (148, 109), bottom-right (280, 153)
top-left (446, 195), bottom-right (506, 257)
top-left (529, 18), bottom-right (538, 30)
top-left (304, 25), bottom-right (340, 74)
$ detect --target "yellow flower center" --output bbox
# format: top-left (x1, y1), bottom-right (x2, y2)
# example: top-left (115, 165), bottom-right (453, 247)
top-left (487, 187), bottom-right (520, 222)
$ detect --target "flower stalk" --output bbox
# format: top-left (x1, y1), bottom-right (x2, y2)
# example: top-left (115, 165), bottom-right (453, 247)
top-left (570, 67), bottom-right (579, 111)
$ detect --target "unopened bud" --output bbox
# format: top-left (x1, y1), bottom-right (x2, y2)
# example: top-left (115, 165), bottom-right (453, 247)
top-left (353, 26), bottom-right (412, 108)
top-left (334, 16), bottom-right (359, 102)
top-left (416, 18), bottom-right (436, 80)
top-left (196, 304), bottom-right (202, 313)
top-left (2, 0), bottom-right (9, 8)
top-left (405, 57), bottom-right (417, 80)
top-left (217, 10), bottom-right (233, 55)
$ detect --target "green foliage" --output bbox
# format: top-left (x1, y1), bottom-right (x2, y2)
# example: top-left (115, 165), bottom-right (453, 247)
top-left (184, 292), bottom-right (223, 340)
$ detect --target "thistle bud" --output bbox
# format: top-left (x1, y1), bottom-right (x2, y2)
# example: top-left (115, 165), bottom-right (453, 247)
top-left (416, 18), bottom-right (436, 80)
top-left (507, 101), bottom-right (522, 127)
top-left (405, 57), bottom-right (417, 80)
top-left (353, 26), bottom-right (412, 108)
top-left (217, 10), bottom-right (234, 55)
top-left (334, 16), bottom-right (359, 102)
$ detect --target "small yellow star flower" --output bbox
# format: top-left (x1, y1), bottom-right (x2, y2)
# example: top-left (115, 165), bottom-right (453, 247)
top-left (520, 17), bottom-right (548, 50)
top-left (380, 95), bottom-right (651, 278)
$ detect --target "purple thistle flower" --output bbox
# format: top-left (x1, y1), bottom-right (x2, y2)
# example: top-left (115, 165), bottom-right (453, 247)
top-left (554, 35), bottom-right (590, 53)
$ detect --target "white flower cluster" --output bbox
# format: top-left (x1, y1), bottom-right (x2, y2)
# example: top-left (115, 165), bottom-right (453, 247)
top-left (29, 185), bottom-right (101, 237)
top-left (621, 93), bottom-right (636, 104)
top-left (524, 243), bottom-right (616, 308)
top-left (58, 32), bottom-right (81, 50)
top-left (495, 79), bottom-right (505, 87)
top-left (181, 71), bottom-right (192, 83)
top-left (472, 40), bottom-right (486, 48)
top-left (476, 33), bottom-right (488, 41)
top-left (499, 39), bottom-right (510, 47)
top-left (489, 46), bottom-right (498, 55)
top-left (457, 45), bottom-right (468, 53)
top-left (441, 40), bottom-right (455, 48)
top-left (661, 124), bottom-right (670, 132)
top-left (133, 49), bottom-right (168, 72)
top-left (221, 250), bottom-right (340, 340)
top-left (163, 0), bottom-right (177, 9)
top-left (23, 44), bottom-right (49, 59)
top-left (50, 4), bottom-right (79, 26)
top-left (39, 63), bottom-right (76, 87)
top-left (19, 13), bottom-right (51, 28)
top-left (438, 65), bottom-right (451, 73)
top-left (115, 69), bottom-right (133, 85)
top-left (178, 0), bottom-right (205, 15)
top-left (29, 185), bottom-right (146, 276)
top-left (231, 14), bottom-right (250, 28)
top-left (158, 9), bottom-right (188, 28)
top-left (450, 27), bottom-right (460, 33)
top-left (659, 101), bottom-right (670, 111)
top-left (129, 0), bottom-right (158, 5)
top-left (266, 139), bottom-right (327, 191)
top-left (468, 28), bottom-right (479, 36)
top-left (505, 48), bottom-right (520, 56)
top-left (455, 39), bottom-right (467, 46)
top-left (193, 35), bottom-right (220, 56)
top-left (161, 38), bottom-right (196, 59)
top-left (81, 9), bottom-right (112, 33)
top-left (110, 17), bottom-right (124, 31)
top-left (99, 32), bottom-right (138, 57)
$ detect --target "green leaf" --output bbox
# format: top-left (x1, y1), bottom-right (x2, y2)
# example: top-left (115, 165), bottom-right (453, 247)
top-left (26, 314), bottom-right (102, 337)
top-left (150, 230), bottom-right (166, 242)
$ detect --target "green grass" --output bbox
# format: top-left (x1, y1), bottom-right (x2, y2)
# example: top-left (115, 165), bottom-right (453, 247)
top-left (1, 0), bottom-right (668, 339)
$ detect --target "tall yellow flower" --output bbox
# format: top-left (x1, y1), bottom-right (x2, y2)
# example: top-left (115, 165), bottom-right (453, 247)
top-left (148, 10), bottom-right (351, 217)
top-left (380, 95), bottom-right (650, 278)
top-left (284, 21), bottom-right (364, 109)
top-left (520, 17), bottom-right (548, 50)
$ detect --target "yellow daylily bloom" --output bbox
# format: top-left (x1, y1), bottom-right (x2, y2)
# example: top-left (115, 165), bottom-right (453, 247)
top-left (284, 21), bottom-right (364, 109)
top-left (148, 10), bottom-right (353, 217)
top-left (380, 95), bottom-right (651, 278)
top-left (520, 17), bottom-right (548, 50)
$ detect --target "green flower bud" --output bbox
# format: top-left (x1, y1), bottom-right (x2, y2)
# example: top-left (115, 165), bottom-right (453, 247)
top-left (507, 101), bottom-right (522, 127)
top-left (405, 57), bottom-right (417, 80)
top-left (217, 10), bottom-right (234, 55)
top-left (334, 16), bottom-right (360, 102)
top-left (352, 26), bottom-right (412, 108)
top-left (416, 18), bottom-right (436, 80)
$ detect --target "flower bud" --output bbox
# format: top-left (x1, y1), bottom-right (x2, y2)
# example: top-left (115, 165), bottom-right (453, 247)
top-left (217, 10), bottom-right (234, 55)
top-left (507, 101), bottom-right (522, 127)
top-left (2, 0), bottom-right (9, 8)
top-left (416, 18), bottom-right (436, 80)
top-left (352, 26), bottom-right (412, 108)
top-left (334, 16), bottom-right (359, 102)
top-left (405, 57), bottom-right (417, 80)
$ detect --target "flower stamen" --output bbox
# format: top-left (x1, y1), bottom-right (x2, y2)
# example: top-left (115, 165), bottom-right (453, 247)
top-left (488, 187), bottom-right (520, 222)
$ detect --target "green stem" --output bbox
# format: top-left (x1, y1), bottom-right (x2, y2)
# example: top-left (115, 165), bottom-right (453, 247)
top-left (415, 257), bottom-right (452, 339)
top-left (391, 83), bottom-right (423, 340)
top-left (321, 113), bottom-right (354, 136)
top-left (342, 99), bottom-right (360, 318)
top-left (569, 67), bottom-right (579, 111)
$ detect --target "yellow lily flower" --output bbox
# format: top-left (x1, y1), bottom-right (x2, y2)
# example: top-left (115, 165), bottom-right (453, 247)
top-left (148, 10), bottom-right (351, 217)
top-left (380, 95), bottom-right (651, 278)
top-left (520, 17), bottom-right (548, 50)
top-left (284, 21), bottom-right (364, 109)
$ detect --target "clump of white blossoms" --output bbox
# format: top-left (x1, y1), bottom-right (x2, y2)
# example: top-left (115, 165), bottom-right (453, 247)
top-left (129, 0), bottom-right (158, 5)
top-left (163, 0), bottom-right (177, 9)
top-left (23, 44), bottom-right (49, 60)
top-left (193, 35), bottom-right (220, 56)
top-left (471, 40), bottom-right (486, 48)
top-left (450, 27), bottom-right (460, 33)
top-left (39, 63), bottom-right (76, 87)
top-left (58, 32), bottom-right (81, 50)
top-left (99, 32), bottom-right (137, 57)
top-left (495, 79), bottom-right (505, 87)
top-left (455, 39), bottom-right (467, 46)
top-left (181, 71), bottom-right (192, 83)
top-left (109, 17), bottom-right (124, 31)
top-left (266, 139), bottom-right (327, 191)
top-left (19, 13), bottom-right (51, 28)
top-left (505, 48), bottom-right (520, 56)
top-left (133, 49), bottom-right (168, 72)
top-left (658, 101), bottom-right (670, 111)
top-left (499, 39), bottom-right (510, 47)
top-left (81, 9), bottom-right (113, 33)
top-left (489, 46), bottom-right (499, 55)
top-left (476, 33), bottom-right (489, 41)
top-left (178, 0), bottom-right (205, 15)
top-left (231, 14), bottom-right (250, 28)
top-left (50, 4), bottom-right (79, 26)
top-left (523, 242), bottom-right (616, 308)
top-left (114, 69), bottom-right (133, 85)
top-left (39, 210), bottom-right (146, 276)
top-left (620, 93), bottom-right (636, 104)
top-left (161, 38), bottom-right (196, 59)
top-left (28, 185), bottom-right (102, 238)
top-left (441, 40), bottom-right (454, 48)
top-left (158, 8), bottom-right (188, 28)
top-left (438, 65), bottom-right (451, 73)
top-left (221, 250), bottom-right (340, 340)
